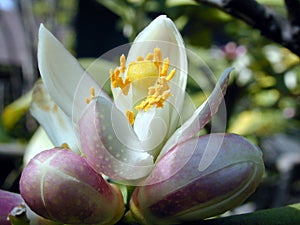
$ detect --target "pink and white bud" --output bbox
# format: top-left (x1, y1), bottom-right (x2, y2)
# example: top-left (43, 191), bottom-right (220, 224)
top-left (0, 189), bottom-right (58, 225)
top-left (20, 148), bottom-right (124, 225)
top-left (0, 190), bottom-right (25, 225)
top-left (130, 133), bottom-right (264, 224)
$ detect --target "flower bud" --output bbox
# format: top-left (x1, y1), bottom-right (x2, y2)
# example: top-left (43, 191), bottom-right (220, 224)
top-left (130, 133), bottom-right (264, 224)
top-left (20, 148), bottom-right (124, 225)
top-left (0, 190), bottom-right (24, 225)
top-left (0, 189), bottom-right (58, 225)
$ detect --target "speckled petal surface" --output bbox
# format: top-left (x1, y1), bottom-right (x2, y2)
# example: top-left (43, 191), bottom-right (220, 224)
top-left (79, 97), bottom-right (154, 182)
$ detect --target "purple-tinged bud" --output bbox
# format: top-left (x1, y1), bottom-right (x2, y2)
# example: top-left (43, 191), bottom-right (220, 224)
top-left (20, 148), bottom-right (125, 225)
top-left (130, 133), bottom-right (264, 224)
top-left (0, 190), bottom-right (24, 225)
top-left (0, 189), bottom-right (58, 225)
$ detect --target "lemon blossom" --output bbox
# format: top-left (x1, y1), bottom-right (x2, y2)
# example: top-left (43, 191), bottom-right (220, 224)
top-left (34, 15), bottom-right (190, 182)
top-left (14, 15), bottom-right (266, 225)
top-left (31, 14), bottom-right (248, 183)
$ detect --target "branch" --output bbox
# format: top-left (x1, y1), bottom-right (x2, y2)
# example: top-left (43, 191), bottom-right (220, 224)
top-left (285, 0), bottom-right (300, 26)
top-left (195, 0), bottom-right (300, 57)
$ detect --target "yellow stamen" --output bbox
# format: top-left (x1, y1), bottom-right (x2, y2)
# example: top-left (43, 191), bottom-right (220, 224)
top-left (154, 48), bottom-right (162, 68)
top-left (160, 58), bottom-right (170, 77)
top-left (166, 68), bottom-right (176, 81)
top-left (137, 56), bottom-right (144, 61)
top-left (110, 62), bottom-right (130, 95)
top-left (61, 143), bottom-right (70, 149)
top-left (126, 110), bottom-right (135, 125)
top-left (120, 54), bottom-right (126, 73)
top-left (85, 86), bottom-right (95, 104)
top-left (90, 86), bottom-right (95, 98)
top-left (146, 53), bottom-right (153, 60)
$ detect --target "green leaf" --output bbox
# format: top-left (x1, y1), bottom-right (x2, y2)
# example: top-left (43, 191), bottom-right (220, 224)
top-left (1, 91), bottom-right (32, 130)
top-left (228, 110), bottom-right (286, 136)
top-left (199, 203), bottom-right (300, 225)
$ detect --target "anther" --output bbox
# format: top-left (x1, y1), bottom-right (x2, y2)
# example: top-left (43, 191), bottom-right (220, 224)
top-left (160, 58), bottom-right (170, 77)
top-left (61, 143), bottom-right (70, 149)
top-left (90, 86), bottom-right (95, 98)
top-left (126, 110), bottom-right (135, 125)
top-left (154, 48), bottom-right (162, 67)
top-left (120, 54), bottom-right (126, 73)
top-left (146, 53), bottom-right (153, 60)
top-left (137, 56), bottom-right (144, 61)
top-left (166, 68), bottom-right (176, 81)
top-left (85, 86), bottom-right (95, 104)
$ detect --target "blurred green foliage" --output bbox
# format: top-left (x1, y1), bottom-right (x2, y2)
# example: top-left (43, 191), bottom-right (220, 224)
top-left (94, 0), bottom-right (300, 143)
top-left (1, 0), bottom-right (300, 148)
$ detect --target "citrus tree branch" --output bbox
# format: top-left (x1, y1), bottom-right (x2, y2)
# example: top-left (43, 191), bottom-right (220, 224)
top-left (195, 0), bottom-right (300, 56)
top-left (284, 0), bottom-right (300, 26)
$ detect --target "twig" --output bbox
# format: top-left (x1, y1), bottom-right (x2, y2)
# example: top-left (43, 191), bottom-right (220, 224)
top-left (195, 0), bottom-right (300, 57)
top-left (284, 0), bottom-right (300, 26)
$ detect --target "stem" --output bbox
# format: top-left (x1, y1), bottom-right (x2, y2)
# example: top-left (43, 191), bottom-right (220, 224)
top-left (284, 0), bottom-right (300, 26)
top-left (195, 0), bottom-right (300, 56)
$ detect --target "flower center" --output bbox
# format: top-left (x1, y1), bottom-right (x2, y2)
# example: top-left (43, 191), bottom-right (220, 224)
top-left (110, 48), bottom-right (176, 125)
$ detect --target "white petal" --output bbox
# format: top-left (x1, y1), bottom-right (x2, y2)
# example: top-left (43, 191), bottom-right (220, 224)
top-left (38, 24), bottom-right (108, 122)
top-left (112, 87), bottom-right (133, 115)
top-left (158, 68), bottom-right (233, 159)
top-left (128, 15), bottom-right (187, 89)
top-left (134, 109), bottom-right (156, 141)
top-left (30, 81), bottom-right (80, 154)
top-left (177, 92), bottom-right (198, 125)
top-left (128, 15), bottom-right (187, 107)
top-left (133, 108), bottom-right (168, 155)
top-left (127, 15), bottom-right (188, 139)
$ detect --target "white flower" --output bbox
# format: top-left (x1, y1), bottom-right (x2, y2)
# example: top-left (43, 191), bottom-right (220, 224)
top-left (32, 15), bottom-right (231, 182)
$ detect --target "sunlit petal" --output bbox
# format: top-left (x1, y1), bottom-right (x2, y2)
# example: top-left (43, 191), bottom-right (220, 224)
top-left (30, 81), bottom-right (80, 154)
top-left (127, 16), bottom-right (188, 135)
top-left (38, 24), bottom-right (108, 122)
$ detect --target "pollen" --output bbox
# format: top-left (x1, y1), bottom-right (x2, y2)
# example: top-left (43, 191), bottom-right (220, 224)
top-left (135, 77), bottom-right (172, 112)
top-left (85, 86), bottom-right (96, 104)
